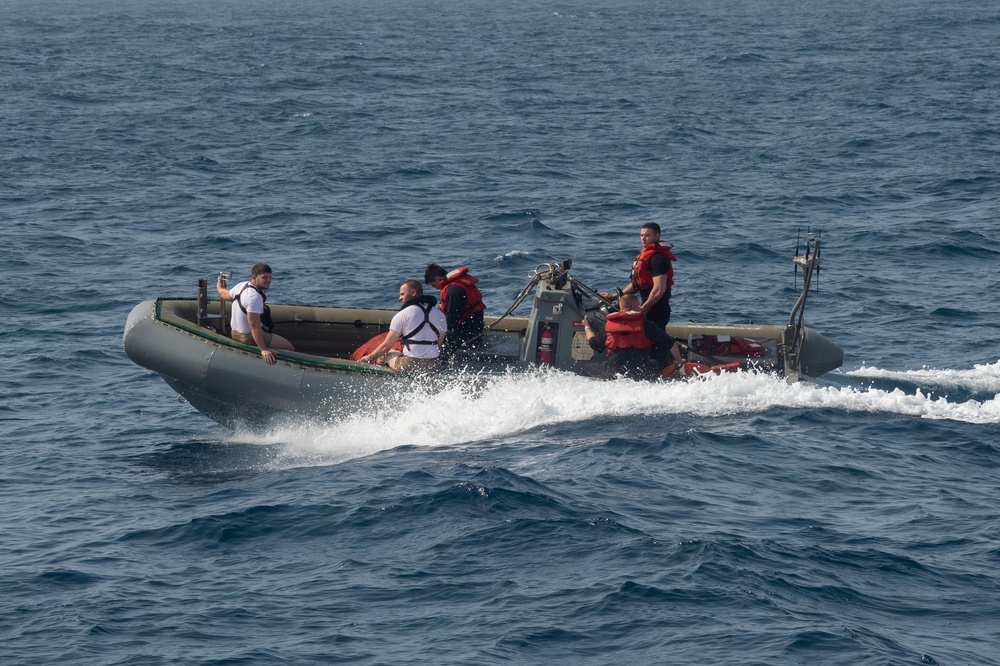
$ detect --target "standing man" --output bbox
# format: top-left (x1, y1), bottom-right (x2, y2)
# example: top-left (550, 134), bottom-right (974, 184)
top-left (216, 263), bottom-right (295, 365)
top-left (424, 263), bottom-right (486, 357)
top-left (603, 222), bottom-right (676, 329)
top-left (360, 280), bottom-right (447, 373)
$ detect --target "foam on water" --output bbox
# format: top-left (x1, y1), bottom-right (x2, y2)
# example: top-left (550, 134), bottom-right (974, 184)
top-left (845, 359), bottom-right (1000, 394)
top-left (230, 366), bottom-right (1000, 469)
top-left (493, 249), bottom-right (532, 263)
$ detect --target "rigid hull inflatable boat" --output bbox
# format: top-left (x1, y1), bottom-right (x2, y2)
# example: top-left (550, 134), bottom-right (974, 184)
top-left (123, 238), bottom-right (842, 429)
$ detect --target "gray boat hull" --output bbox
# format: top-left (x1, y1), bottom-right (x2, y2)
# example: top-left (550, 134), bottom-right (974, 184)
top-left (124, 300), bottom-right (408, 429)
top-left (125, 245), bottom-right (842, 430)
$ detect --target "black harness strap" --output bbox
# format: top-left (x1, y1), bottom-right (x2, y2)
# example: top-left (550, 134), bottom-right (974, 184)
top-left (234, 284), bottom-right (274, 333)
top-left (400, 301), bottom-right (441, 349)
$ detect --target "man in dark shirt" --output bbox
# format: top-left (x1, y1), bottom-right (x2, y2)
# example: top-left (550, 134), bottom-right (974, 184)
top-left (602, 222), bottom-right (676, 329)
top-left (424, 263), bottom-right (486, 359)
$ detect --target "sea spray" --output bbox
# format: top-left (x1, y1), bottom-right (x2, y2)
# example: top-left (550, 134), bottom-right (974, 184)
top-left (228, 366), bottom-right (1000, 470)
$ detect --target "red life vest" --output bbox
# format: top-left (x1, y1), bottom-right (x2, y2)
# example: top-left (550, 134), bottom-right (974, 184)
top-left (660, 361), bottom-right (741, 379)
top-left (631, 242), bottom-right (676, 292)
top-left (439, 267), bottom-right (486, 323)
top-left (605, 310), bottom-right (653, 351)
top-left (691, 334), bottom-right (767, 358)
top-left (349, 332), bottom-right (402, 361)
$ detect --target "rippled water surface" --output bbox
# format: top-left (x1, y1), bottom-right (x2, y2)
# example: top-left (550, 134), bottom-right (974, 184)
top-left (3, 0), bottom-right (999, 663)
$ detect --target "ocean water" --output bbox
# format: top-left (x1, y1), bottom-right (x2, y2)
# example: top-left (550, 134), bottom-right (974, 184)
top-left (3, 0), bottom-right (1000, 663)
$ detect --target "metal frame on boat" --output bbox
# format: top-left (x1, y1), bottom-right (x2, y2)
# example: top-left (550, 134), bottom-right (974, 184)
top-left (123, 237), bottom-right (842, 429)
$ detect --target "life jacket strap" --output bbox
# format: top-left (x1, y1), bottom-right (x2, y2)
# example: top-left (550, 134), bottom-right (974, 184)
top-left (400, 302), bottom-right (441, 348)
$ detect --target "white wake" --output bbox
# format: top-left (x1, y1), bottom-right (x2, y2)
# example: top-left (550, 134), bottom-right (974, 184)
top-left (845, 360), bottom-right (1000, 394)
top-left (230, 364), bottom-right (1000, 468)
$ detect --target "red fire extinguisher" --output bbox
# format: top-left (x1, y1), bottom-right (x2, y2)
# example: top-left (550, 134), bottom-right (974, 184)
top-left (538, 324), bottom-right (554, 365)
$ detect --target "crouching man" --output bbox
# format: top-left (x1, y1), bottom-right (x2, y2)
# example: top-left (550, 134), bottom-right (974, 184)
top-left (582, 294), bottom-right (683, 380)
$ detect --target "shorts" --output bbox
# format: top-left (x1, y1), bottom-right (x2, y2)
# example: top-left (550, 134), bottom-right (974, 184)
top-left (231, 330), bottom-right (272, 347)
top-left (393, 356), bottom-right (442, 374)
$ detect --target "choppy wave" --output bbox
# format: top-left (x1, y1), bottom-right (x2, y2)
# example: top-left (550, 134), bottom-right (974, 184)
top-left (493, 249), bottom-right (533, 263)
top-left (7, 0), bottom-right (1000, 663)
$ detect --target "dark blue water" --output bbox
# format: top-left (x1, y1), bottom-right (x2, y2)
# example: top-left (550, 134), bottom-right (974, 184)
top-left (3, 1), bottom-right (1000, 663)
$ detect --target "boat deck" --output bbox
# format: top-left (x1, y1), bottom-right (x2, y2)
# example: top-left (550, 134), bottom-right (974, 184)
top-left (156, 298), bottom-right (527, 363)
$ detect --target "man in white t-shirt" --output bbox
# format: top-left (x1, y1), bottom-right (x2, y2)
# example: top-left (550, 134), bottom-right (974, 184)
top-left (359, 279), bottom-right (447, 373)
top-left (216, 263), bottom-right (295, 365)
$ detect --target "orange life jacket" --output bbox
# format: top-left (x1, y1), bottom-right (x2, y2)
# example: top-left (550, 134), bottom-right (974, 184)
top-left (349, 332), bottom-right (402, 361)
top-left (630, 242), bottom-right (676, 292)
top-left (439, 267), bottom-right (486, 323)
top-left (605, 310), bottom-right (653, 351)
top-left (691, 334), bottom-right (767, 357)
top-left (660, 361), bottom-right (741, 379)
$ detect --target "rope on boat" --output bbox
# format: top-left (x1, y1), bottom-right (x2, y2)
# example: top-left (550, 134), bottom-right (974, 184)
top-left (455, 262), bottom-right (609, 352)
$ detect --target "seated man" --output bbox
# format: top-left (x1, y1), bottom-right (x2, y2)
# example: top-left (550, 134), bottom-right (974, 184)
top-left (359, 280), bottom-right (447, 373)
top-left (216, 263), bottom-right (295, 365)
top-left (582, 294), bottom-right (683, 380)
top-left (424, 263), bottom-right (486, 358)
